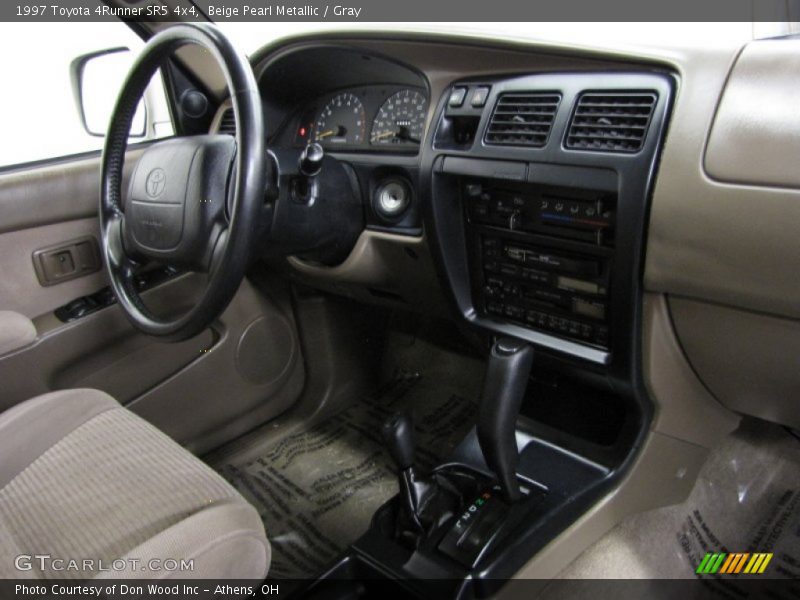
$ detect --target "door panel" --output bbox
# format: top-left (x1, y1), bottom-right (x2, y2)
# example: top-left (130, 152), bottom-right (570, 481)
top-left (0, 151), bottom-right (138, 234)
top-left (0, 151), bottom-right (305, 452)
top-left (0, 217), bottom-right (107, 318)
top-left (0, 148), bottom-right (143, 317)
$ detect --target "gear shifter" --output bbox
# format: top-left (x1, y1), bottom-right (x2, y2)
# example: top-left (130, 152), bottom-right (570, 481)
top-left (477, 337), bottom-right (534, 502)
top-left (382, 411), bottom-right (463, 546)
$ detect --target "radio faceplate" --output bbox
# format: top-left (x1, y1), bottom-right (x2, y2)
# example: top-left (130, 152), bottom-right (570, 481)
top-left (465, 179), bottom-right (615, 350)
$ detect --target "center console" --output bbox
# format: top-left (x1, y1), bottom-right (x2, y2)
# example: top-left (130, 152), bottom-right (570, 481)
top-left (428, 71), bottom-right (673, 378)
top-left (298, 336), bottom-right (610, 599)
top-left (292, 69), bottom-right (673, 598)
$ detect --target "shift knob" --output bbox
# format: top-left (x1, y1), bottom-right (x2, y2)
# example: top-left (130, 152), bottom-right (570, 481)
top-left (478, 337), bottom-right (534, 503)
top-left (382, 411), bottom-right (415, 471)
top-left (299, 142), bottom-right (324, 177)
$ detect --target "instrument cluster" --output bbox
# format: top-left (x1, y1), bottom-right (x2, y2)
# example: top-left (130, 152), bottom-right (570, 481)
top-left (294, 85), bottom-right (429, 152)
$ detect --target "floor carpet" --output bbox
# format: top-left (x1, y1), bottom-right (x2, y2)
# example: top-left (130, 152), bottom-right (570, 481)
top-left (210, 333), bottom-right (485, 580)
top-left (540, 419), bottom-right (800, 597)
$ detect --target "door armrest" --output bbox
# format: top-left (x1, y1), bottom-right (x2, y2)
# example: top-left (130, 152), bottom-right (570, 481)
top-left (0, 311), bottom-right (36, 356)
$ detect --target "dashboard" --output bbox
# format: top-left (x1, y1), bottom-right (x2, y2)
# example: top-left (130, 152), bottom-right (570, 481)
top-left (213, 41), bottom-right (671, 374)
top-left (205, 33), bottom-right (800, 441)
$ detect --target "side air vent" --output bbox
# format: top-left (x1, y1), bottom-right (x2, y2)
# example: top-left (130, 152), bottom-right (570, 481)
top-left (217, 108), bottom-right (236, 135)
top-left (484, 92), bottom-right (561, 147)
top-left (565, 92), bottom-right (657, 153)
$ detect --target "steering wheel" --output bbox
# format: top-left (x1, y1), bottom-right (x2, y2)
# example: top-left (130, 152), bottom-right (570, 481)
top-left (100, 24), bottom-right (266, 342)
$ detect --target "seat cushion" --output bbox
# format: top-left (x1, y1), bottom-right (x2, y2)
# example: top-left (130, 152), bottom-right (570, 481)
top-left (0, 389), bottom-right (269, 580)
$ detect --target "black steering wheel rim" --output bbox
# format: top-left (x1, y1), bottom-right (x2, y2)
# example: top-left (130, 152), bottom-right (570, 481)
top-left (100, 23), bottom-right (265, 342)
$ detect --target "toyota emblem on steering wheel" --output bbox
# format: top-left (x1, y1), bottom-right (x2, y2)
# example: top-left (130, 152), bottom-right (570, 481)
top-left (146, 168), bottom-right (166, 198)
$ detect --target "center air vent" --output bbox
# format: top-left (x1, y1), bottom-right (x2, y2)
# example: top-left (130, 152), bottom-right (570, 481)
top-left (216, 108), bottom-right (236, 135)
top-left (484, 92), bottom-right (561, 147)
top-left (565, 92), bottom-right (657, 153)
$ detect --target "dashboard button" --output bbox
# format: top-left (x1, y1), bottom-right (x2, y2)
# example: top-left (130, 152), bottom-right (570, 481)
top-left (487, 302), bottom-right (503, 315)
top-left (470, 86), bottom-right (490, 107)
top-left (449, 87), bottom-right (467, 107)
top-left (466, 183), bottom-right (483, 197)
top-left (505, 247), bottom-right (526, 262)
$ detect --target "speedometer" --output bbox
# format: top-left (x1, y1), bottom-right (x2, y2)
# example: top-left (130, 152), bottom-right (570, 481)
top-left (370, 90), bottom-right (428, 146)
top-left (314, 93), bottom-right (366, 146)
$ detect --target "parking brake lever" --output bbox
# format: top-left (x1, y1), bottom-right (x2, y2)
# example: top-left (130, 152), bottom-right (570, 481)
top-left (477, 337), bottom-right (534, 502)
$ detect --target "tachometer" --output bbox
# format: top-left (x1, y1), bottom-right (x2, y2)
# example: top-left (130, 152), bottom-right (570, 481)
top-left (314, 93), bottom-right (366, 146)
top-left (371, 90), bottom-right (428, 146)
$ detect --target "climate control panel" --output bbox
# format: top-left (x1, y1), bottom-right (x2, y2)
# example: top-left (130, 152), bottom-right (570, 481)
top-left (465, 181), bottom-right (615, 246)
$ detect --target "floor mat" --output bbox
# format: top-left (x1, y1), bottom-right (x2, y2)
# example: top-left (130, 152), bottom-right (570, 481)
top-left (542, 419), bottom-right (800, 596)
top-left (214, 372), bottom-right (479, 579)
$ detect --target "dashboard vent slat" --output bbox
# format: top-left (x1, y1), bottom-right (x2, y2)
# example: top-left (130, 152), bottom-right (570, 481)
top-left (566, 92), bottom-right (657, 153)
top-left (484, 92), bottom-right (562, 147)
top-left (217, 108), bottom-right (236, 135)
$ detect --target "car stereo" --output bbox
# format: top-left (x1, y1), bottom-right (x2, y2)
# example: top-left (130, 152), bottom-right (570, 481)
top-left (464, 178), bottom-right (614, 349)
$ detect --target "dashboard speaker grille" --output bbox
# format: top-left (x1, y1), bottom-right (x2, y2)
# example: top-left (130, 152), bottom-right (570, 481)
top-left (217, 108), bottom-right (236, 135)
top-left (566, 91), bottom-right (657, 153)
top-left (484, 92), bottom-right (562, 147)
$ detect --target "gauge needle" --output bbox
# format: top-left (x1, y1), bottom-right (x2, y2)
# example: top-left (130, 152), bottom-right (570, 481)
top-left (317, 130), bottom-right (335, 139)
top-left (373, 131), bottom-right (396, 141)
top-left (373, 130), bottom-right (421, 144)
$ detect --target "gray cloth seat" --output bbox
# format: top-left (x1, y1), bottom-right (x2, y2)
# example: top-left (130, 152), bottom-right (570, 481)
top-left (0, 389), bottom-right (270, 580)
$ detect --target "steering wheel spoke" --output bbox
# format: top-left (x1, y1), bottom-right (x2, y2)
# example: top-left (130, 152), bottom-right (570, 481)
top-left (105, 213), bottom-right (129, 272)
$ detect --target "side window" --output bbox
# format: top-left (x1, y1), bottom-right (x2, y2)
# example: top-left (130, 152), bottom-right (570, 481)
top-left (0, 22), bottom-right (174, 169)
